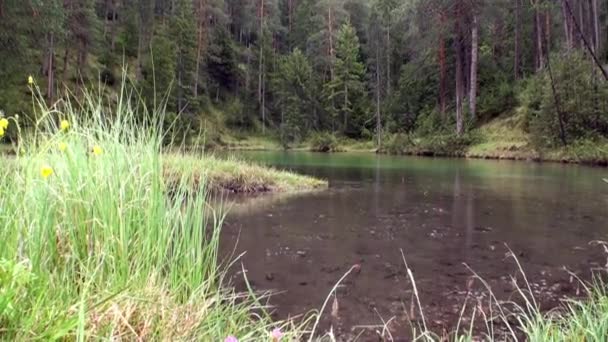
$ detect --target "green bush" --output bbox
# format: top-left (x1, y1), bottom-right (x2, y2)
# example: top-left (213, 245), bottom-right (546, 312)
top-left (381, 133), bottom-right (414, 154)
top-left (309, 132), bottom-right (340, 152)
top-left (528, 52), bottom-right (608, 147)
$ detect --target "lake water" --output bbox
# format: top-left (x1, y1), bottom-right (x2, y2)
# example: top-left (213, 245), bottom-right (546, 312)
top-left (219, 151), bottom-right (608, 338)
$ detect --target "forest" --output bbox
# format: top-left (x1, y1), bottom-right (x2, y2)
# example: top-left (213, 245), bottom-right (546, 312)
top-left (3, 1), bottom-right (608, 341)
top-left (1, 0), bottom-right (608, 160)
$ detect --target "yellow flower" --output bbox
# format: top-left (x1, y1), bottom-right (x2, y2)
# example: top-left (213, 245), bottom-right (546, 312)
top-left (0, 127), bottom-right (4, 137)
top-left (0, 118), bottom-right (8, 129)
top-left (58, 142), bottom-right (68, 152)
top-left (28, 75), bottom-right (34, 85)
top-left (60, 120), bottom-right (70, 131)
top-left (40, 165), bottom-right (54, 179)
top-left (92, 145), bottom-right (103, 156)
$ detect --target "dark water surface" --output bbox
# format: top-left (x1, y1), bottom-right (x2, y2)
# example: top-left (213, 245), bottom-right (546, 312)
top-left (219, 152), bottom-right (608, 338)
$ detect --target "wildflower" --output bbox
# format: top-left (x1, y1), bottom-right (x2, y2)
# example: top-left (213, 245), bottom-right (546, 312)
top-left (0, 118), bottom-right (8, 129)
top-left (28, 75), bottom-right (34, 85)
top-left (0, 127), bottom-right (4, 137)
top-left (271, 328), bottom-right (284, 341)
top-left (92, 145), bottom-right (103, 156)
top-left (58, 142), bottom-right (68, 152)
top-left (40, 165), bottom-right (54, 179)
top-left (224, 336), bottom-right (238, 342)
top-left (60, 120), bottom-right (70, 131)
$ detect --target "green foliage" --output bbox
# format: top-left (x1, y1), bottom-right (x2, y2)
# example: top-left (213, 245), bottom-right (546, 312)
top-left (141, 25), bottom-right (177, 112)
top-left (309, 132), bottom-right (340, 152)
top-left (529, 52), bottom-right (608, 148)
top-left (324, 23), bottom-right (368, 138)
top-left (273, 49), bottom-right (317, 146)
top-left (381, 133), bottom-right (414, 154)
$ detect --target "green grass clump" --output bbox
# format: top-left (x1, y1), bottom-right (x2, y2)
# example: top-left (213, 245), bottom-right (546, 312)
top-left (165, 153), bottom-right (327, 193)
top-left (0, 85), bottom-right (306, 340)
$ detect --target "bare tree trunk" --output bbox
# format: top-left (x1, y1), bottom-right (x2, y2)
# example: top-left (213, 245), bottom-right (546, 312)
top-left (46, 33), bottom-right (55, 104)
top-left (194, 0), bottom-right (207, 98)
top-left (258, 0), bottom-right (265, 133)
top-left (438, 11), bottom-right (447, 115)
top-left (535, 1), bottom-right (544, 71)
top-left (386, 25), bottom-right (391, 96)
top-left (564, 0), bottom-right (608, 79)
top-left (454, 4), bottom-right (464, 136)
top-left (376, 44), bottom-right (382, 147)
top-left (591, 0), bottom-right (600, 52)
top-left (328, 6), bottom-right (335, 79)
top-left (469, 14), bottom-right (478, 121)
top-left (514, 0), bottom-right (521, 78)
top-left (562, 0), bottom-right (573, 49)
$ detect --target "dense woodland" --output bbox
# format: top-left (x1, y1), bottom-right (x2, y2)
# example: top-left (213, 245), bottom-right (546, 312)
top-left (1, 0), bottom-right (608, 150)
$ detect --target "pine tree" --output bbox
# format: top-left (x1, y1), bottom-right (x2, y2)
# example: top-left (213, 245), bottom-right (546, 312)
top-left (273, 48), bottom-right (318, 144)
top-left (324, 22), bottom-right (366, 136)
top-left (171, 0), bottom-right (199, 113)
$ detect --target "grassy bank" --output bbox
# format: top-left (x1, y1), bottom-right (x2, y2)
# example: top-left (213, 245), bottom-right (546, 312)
top-left (379, 114), bottom-right (608, 166)
top-left (0, 86), bottom-right (322, 340)
top-left (165, 153), bottom-right (326, 193)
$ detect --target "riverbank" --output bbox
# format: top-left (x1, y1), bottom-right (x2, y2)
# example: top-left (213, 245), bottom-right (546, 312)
top-left (216, 115), bottom-right (608, 166)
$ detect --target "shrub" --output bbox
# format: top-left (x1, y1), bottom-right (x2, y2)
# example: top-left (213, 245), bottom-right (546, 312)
top-left (528, 51), bottom-right (608, 147)
top-left (381, 133), bottom-right (414, 154)
top-left (309, 132), bottom-right (340, 152)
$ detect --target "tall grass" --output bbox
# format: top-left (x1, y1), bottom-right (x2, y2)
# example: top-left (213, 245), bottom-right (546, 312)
top-left (0, 82), bottom-right (293, 340)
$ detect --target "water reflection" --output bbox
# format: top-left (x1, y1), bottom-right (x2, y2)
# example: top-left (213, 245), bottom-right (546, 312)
top-left (220, 152), bottom-right (608, 336)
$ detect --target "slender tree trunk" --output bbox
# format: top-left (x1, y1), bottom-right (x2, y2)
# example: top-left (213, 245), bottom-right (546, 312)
top-left (514, 0), bottom-right (521, 78)
top-left (376, 44), bottom-right (382, 147)
top-left (454, 4), bottom-right (464, 136)
top-left (386, 25), bottom-right (391, 95)
top-left (564, 0), bottom-right (608, 79)
top-left (46, 33), bottom-right (55, 104)
top-left (469, 14), bottom-right (478, 121)
top-left (545, 9), bottom-right (551, 52)
top-left (562, 0), bottom-right (573, 49)
top-left (343, 83), bottom-right (348, 132)
top-left (535, 1), bottom-right (545, 71)
top-left (62, 46), bottom-right (70, 86)
top-left (194, 0), bottom-right (206, 98)
top-left (328, 6), bottom-right (335, 79)
top-left (258, 0), bottom-right (265, 133)
top-left (591, 0), bottom-right (600, 52)
top-left (438, 11), bottom-right (447, 115)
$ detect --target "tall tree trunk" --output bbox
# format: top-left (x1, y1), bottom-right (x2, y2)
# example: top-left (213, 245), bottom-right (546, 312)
top-left (376, 44), bottom-right (382, 147)
top-left (328, 6), bottom-right (335, 79)
top-left (454, 4), bottom-right (464, 136)
top-left (545, 9), bottom-right (551, 52)
top-left (562, 0), bottom-right (573, 49)
top-left (194, 0), bottom-right (207, 98)
top-left (535, 1), bottom-right (544, 71)
top-left (46, 32), bottom-right (55, 104)
top-left (258, 0), bottom-right (266, 133)
top-left (591, 0), bottom-right (600, 52)
top-left (469, 14), bottom-right (478, 121)
top-left (438, 11), bottom-right (447, 115)
top-left (386, 25), bottom-right (391, 95)
top-left (514, 0), bottom-right (521, 78)
top-left (564, 0), bottom-right (608, 79)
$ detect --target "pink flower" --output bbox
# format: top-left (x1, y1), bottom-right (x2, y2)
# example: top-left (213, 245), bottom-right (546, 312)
top-left (224, 336), bottom-right (238, 342)
top-left (271, 327), bottom-right (284, 341)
